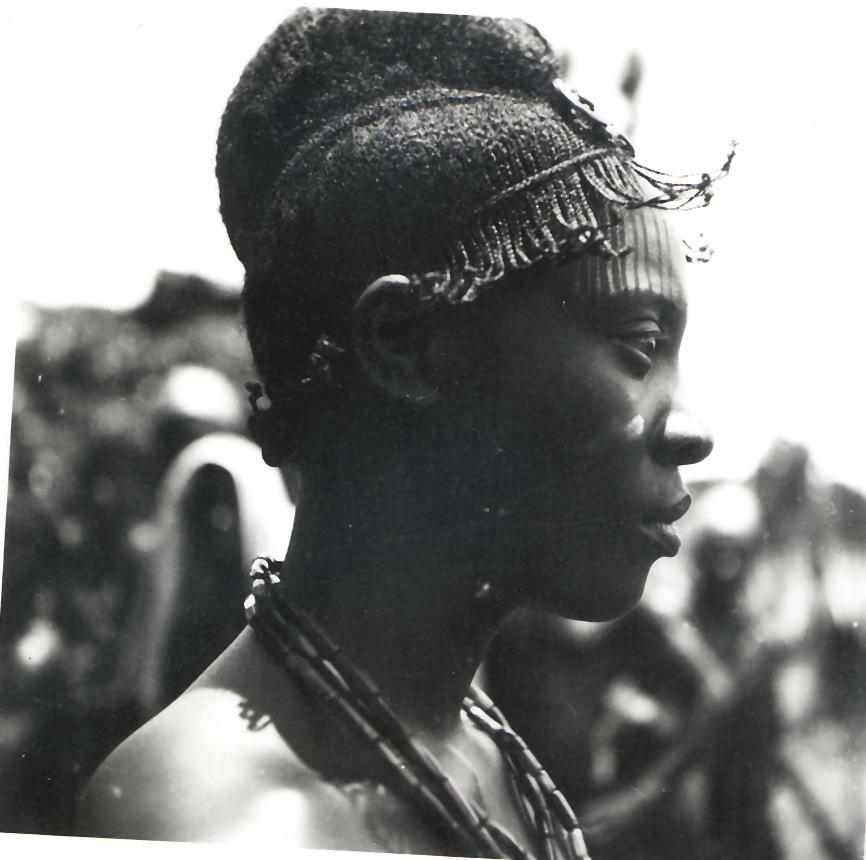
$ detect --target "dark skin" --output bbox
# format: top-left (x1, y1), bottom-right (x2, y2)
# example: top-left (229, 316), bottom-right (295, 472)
top-left (79, 243), bottom-right (712, 853)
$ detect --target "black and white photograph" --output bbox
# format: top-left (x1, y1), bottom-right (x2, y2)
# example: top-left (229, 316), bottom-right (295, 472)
top-left (1, 2), bottom-right (864, 858)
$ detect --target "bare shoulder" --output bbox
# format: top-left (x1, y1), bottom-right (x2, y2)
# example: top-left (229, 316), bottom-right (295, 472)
top-left (78, 630), bottom-right (354, 846)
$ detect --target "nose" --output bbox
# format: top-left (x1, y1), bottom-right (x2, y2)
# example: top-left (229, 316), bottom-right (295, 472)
top-left (659, 409), bottom-right (714, 467)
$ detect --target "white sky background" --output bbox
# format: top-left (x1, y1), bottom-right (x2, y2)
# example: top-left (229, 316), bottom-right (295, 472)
top-left (1, 0), bottom-right (865, 500)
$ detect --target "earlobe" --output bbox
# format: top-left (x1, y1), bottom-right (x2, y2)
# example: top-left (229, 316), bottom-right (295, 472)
top-left (351, 275), bottom-right (440, 402)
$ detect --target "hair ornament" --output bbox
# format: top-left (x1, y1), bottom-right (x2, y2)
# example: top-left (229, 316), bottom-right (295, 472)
top-left (246, 381), bottom-right (271, 414)
top-left (552, 76), bottom-right (736, 212)
top-left (684, 234), bottom-right (715, 264)
top-left (551, 78), bottom-right (635, 157)
top-left (299, 335), bottom-right (346, 387)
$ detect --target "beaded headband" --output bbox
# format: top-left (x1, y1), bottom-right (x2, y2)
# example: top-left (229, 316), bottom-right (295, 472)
top-left (245, 204), bottom-right (692, 467)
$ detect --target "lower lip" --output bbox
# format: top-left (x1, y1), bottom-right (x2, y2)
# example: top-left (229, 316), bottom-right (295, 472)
top-left (639, 521), bottom-right (682, 556)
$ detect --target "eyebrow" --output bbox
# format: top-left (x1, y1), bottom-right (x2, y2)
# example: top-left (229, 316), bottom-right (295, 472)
top-left (582, 289), bottom-right (688, 329)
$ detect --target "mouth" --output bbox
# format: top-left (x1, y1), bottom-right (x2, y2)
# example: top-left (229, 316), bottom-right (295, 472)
top-left (639, 495), bottom-right (692, 556)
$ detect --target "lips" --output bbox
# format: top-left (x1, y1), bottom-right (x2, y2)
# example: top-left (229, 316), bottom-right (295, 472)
top-left (639, 495), bottom-right (692, 556)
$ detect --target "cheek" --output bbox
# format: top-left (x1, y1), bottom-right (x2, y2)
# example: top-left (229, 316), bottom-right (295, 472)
top-left (568, 399), bottom-right (646, 463)
top-left (550, 363), bottom-right (646, 467)
top-left (503, 398), bottom-right (648, 519)
top-left (468, 315), bottom-right (650, 508)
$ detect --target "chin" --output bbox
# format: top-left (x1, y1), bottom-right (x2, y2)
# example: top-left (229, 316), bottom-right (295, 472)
top-left (536, 555), bottom-right (653, 623)
top-left (509, 521), bottom-right (657, 621)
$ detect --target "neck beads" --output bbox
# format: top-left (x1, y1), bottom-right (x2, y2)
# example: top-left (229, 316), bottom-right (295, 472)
top-left (244, 556), bottom-right (592, 860)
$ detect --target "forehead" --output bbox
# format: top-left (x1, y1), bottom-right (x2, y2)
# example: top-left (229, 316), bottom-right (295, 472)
top-left (572, 207), bottom-right (685, 305)
top-left (479, 207), bottom-right (687, 328)
top-left (538, 208), bottom-right (688, 328)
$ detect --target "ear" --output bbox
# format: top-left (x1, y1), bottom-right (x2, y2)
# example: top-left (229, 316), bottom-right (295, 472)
top-left (351, 275), bottom-right (440, 402)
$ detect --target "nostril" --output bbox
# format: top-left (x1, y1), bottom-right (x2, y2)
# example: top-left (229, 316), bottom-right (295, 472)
top-left (677, 435), bottom-right (714, 466)
top-left (661, 412), bottom-right (714, 466)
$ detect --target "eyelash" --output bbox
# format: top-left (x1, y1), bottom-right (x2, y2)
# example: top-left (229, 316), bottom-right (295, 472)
top-left (616, 326), bottom-right (668, 376)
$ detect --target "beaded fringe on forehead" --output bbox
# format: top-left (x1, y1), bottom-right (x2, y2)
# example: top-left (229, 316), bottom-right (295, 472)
top-left (252, 76), bottom-right (733, 311)
top-left (411, 148), bottom-right (726, 306)
top-left (432, 153), bottom-right (636, 303)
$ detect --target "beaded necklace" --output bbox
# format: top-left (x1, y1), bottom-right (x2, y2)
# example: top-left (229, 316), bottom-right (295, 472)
top-left (244, 557), bottom-right (592, 860)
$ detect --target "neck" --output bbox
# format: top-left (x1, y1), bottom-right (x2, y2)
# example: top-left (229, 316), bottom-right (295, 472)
top-left (279, 467), bottom-right (512, 739)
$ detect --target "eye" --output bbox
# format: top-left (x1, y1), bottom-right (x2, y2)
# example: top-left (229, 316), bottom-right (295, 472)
top-left (615, 323), bottom-right (667, 376)
top-left (627, 332), bottom-right (659, 358)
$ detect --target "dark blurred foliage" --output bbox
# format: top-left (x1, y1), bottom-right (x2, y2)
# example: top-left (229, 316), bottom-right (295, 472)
top-left (0, 273), bottom-right (252, 834)
top-left (487, 442), bottom-right (866, 860)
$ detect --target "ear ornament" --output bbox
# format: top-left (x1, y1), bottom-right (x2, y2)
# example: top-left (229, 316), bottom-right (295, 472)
top-left (244, 335), bottom-right (347, 467)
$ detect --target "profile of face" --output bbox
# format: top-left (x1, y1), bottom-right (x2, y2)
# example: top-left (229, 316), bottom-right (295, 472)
top-left (421, 211), bottom-right (713, 622)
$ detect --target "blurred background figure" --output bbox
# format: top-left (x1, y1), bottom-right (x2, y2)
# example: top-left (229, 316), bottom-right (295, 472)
top-left (0, 272), bottom-right (296, 834)
top-left (136, 429), bottom-right (294, 713)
